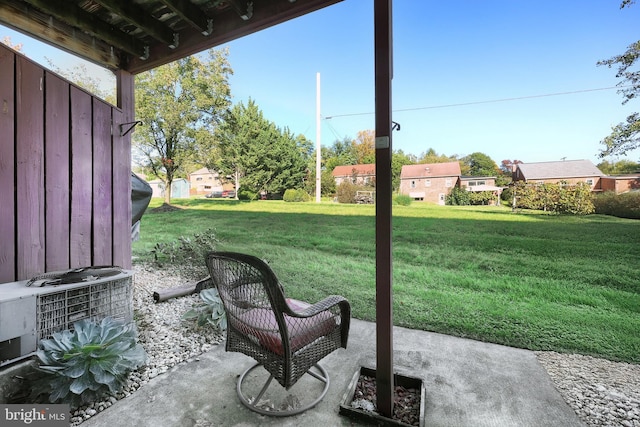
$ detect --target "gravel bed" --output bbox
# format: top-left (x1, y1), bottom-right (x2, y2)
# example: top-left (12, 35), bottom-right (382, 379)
top-left (69, 264), bottom-right (639, 426)
top-left (536, 351), bottom-right (640, 427)
top-left (70, 263), bottom-right (223, 426)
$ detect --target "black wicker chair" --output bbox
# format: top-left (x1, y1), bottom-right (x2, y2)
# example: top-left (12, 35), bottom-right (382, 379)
top-left (204, 251), bottom-right (351, 416)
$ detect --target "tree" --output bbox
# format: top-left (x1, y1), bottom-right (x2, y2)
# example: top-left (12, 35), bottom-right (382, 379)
top-left (460, 152), bottom-right (499, 176)
top-left (216, 99), bottom-right (309, 197)
top-left (499, 159), bottom-right (523, 174)
top-left (354, 130), bottom-right (376, 164)
top-left (134, 49), bottom-right (232, 204)
top-left (1, 36), bottom-right (23, 52)
top-left (597, 159), bottom-right (640, 174)
top-left (597, 1), bottom-right (639, 157)
top-left (417, 148), bottom-right (457, 164)
top-left (46, 60), bottom-right (116, 104)
top-left (391, 150), bottom-right (415, 191)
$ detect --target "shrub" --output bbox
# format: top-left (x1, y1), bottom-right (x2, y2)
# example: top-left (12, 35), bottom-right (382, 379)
top-left (183, 288), bottom-right (227, 330)
top-left (336, 181), bottom-right (359, 204)
top-left (593, 191), bottom-right (640, 219)
top-left (446, 187), bottom-right (471, 205)
top-left (237, 189), bottom-right (256, 201)
top-left (283, 189), bottom-right (311, 202)
top-left (151, 228), bottom-right (218, 266)
top-left (31, 318), bottom-right (146, 409)
top-left (513, 181), bottom-right (594, 215)
top-left (394, 194), bottom-right (412, 206)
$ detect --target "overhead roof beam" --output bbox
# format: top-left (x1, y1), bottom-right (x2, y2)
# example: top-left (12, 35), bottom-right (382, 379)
top-left (158, 0), bottom-right (213, 35)
top-left (92, 0), bottom-right (179, 48)
top-left (0, 0), bottom-right (121, 69)
top-left (20, 0), bottom-right (149, 59)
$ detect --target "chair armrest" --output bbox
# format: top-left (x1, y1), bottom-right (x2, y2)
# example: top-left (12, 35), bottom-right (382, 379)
top-left (286, 295), bottom-right (350, 318)
top-left (285, 295), bottom-right (351, 348)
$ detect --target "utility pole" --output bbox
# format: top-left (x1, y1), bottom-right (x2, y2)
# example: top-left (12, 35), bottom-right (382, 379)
top-left (315, 72), bottom-right (321, 203)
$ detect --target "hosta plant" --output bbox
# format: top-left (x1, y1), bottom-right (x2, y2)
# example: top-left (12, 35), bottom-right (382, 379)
top-left (182, 288), bottom-right (227, 331)
top-left (32, 317), bottom-right (147, 408)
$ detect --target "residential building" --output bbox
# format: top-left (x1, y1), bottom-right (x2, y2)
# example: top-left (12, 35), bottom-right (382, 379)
top-left (189, 167), bottom-right (225, 195)
top-left (600, 175), bottom-right (640, 194)
top-left (513, 159), bottom-right (604, 191)
top-left (399, 162), bottom-right (461, 204)
top-left (332, 164), bottom-right (376, 186)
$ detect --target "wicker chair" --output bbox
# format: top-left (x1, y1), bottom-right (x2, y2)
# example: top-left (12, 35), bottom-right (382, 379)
top-left (204, 251), bottom-right (351, 416)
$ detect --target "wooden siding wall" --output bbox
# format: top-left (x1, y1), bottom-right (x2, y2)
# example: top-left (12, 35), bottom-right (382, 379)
top-left (0, 45), bottom-right (132, 284)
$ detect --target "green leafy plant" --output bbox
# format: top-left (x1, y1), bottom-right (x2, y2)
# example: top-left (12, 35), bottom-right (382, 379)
top-left (32, 317), bottom-right (146, 408)
top-left (182, 288), bottom-right (227, 330)
top-left (283, 188), bottom-right (311, 202)
top-left (394, 194), bottom-right (412, 206)
top-left (151, 228), bottom-right (218, 266)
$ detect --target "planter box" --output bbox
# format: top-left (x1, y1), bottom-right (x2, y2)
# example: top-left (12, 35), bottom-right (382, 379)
top-left (339, 366), bottom-right (425, 427)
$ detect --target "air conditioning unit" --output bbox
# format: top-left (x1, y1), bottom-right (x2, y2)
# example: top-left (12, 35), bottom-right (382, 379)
top-left (0, 270), bottom-right (133, 367)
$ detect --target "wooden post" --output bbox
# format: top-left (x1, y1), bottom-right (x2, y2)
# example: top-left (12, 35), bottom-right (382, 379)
top-left (374, 0), bottom-right (394, 418)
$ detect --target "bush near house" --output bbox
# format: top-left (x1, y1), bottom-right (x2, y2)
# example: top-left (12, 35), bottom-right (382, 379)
top-left (513, 181), bottom-right (594, 215)
top-left (283, 189), bottom-right (311, 202)
top-left (447, 187), bottom-right (498, 206)
top-left (593, 191), bottom-right (640, 219)
top-left (336, 182), bottom-right (358, 203)
top-left (394, 194), bottom-right (412, 206)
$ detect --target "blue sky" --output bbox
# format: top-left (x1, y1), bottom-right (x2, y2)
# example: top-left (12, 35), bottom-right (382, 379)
top-left (2, 0), bottom-right (639, 165)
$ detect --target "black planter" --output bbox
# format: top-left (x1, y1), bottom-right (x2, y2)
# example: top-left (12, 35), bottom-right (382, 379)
top-left (339, 366), bottom-right (425, 427)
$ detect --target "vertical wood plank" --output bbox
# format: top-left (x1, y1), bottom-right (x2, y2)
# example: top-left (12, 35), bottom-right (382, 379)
top-left (92, 98), bottom-right (113, 265)
top-left (16, 56), bottom-right (45, 280)
top-left (70, 86), bottom-right (93, 267)
top-left (113, 71), bottom-right (133, 268)
top-left (44, 72), bottom-right (71, 272)
top-left (0, 46), bottom-right (16, 283)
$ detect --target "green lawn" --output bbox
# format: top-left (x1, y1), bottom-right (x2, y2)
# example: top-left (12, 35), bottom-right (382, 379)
top-left (133, 198), bottom-right (640, 363)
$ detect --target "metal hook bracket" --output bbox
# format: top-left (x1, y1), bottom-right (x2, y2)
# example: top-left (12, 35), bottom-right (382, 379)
top-left (119, 121), bottom-right (143, 136)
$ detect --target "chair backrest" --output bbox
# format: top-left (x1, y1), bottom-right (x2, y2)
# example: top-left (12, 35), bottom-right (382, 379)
top-left (205, 252), bottom-right (292, 352)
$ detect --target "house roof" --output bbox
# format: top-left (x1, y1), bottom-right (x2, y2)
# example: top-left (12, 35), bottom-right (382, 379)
top-left (332, 164), bottom-right (376, 177)
top-left (516, 160), bottom-right (604, 180)
top-left (400, 162), bottom-right (461, 179)
top-left (190, 167), bottom-right (214, 176)
top-left (0, 0), bottom-right (342, 73)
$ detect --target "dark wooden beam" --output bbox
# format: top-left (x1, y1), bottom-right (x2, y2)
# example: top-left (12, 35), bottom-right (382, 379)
top-left (0, 0), bottom-right (121, 69)
top-left (92, 0), bottom-right (178, 48)
top-left (374, 0), bottom-right (394, 419)
top-left (126, 0), bottom-right (342, 74)
top-left (20, 0), bottom-right (148, 59)
top-left (158, 0), bottom-right (213, 35)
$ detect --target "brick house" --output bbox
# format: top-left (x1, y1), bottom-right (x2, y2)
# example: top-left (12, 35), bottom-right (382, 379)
top-left (399, 162), bottom-right (461, 204)
top-left (600, 175), bottom-right (640, 194)
top-left (332, 164), bottom-right (376, 186)
top-left (188, 167), bottom-right (228, 195)
top-left (513, 160), bottom-right (604, 191)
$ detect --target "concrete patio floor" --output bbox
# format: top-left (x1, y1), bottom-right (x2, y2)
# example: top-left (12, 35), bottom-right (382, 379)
top-left (81, 319), bottom-right (584, 427)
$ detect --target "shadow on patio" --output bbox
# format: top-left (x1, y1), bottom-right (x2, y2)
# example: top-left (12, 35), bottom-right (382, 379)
top-left (80, 319), bottom-right (582, 427)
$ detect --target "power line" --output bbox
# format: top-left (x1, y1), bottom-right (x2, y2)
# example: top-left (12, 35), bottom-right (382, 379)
top-left (324, 85), bottom-right (631, 119)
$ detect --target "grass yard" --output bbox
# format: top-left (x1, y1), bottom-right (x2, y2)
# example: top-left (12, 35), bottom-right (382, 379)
top-left (133, 198), bottom-right (640, 363)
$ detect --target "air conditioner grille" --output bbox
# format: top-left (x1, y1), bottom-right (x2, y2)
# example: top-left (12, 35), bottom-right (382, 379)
top-left (36, 276), bottom-right (133, 340)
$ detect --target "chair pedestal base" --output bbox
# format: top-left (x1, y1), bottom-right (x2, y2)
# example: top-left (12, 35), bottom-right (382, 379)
top-left (236, 362), bottom-right (330, 417)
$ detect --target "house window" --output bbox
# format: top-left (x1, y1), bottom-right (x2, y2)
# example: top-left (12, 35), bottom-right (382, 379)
top-left (445, 178), bottom-right (452, 188)
top-left (196, 177), bottom-right (202, 181)
top-left (468, 180), bottom-right (486, 187)
top-left (425, 179), bottom-right (431, 187)
top-left (586, 179), bottom-right (594, 185)
top-left (410, 180), bottom-right (416, 188)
